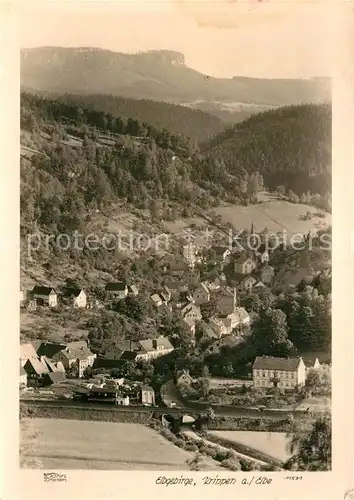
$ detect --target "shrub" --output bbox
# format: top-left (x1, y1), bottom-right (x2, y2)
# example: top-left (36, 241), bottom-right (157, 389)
top-left (221, 458), bottom-right (241, 471)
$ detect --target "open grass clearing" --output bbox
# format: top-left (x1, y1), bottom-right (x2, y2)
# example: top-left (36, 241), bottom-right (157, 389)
top-left (208, 431), bottom-right (291, 462)
top-left (20, 418), bottom-right (220, 470)
top-left (209, 200), bottom-right (331, 237)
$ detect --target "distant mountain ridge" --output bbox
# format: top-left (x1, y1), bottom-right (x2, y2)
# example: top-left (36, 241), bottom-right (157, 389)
top-left (21, 47), bottom-right (331, 109)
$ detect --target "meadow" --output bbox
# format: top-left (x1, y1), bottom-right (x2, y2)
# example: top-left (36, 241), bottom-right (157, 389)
top-left (20, 418), bottom-right (219, 470)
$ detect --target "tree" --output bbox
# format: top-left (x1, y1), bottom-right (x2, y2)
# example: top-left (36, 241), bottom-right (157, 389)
top-left (253, 308), bottom-right (296, 356)
top-left (286, 413), bottom-right (331, 470)
top-left (68, 362), bottom-right (79, 378)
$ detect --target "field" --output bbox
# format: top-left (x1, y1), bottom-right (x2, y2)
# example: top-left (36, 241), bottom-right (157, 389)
top-left (209, 199), bottom-right (331, 237)
top-left (208, 431), bottom-right (292, 462)
top-left (20, 418), bottom-right (220, 470)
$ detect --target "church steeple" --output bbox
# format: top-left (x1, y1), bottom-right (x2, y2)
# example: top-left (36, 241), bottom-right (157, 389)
top-left (250, 221), bottom-right (255, 235)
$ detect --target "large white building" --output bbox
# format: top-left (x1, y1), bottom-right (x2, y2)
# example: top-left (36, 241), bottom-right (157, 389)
top-left (252, 356), bottom-right (306, 390)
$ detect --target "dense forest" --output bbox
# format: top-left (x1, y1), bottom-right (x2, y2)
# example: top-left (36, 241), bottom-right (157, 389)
top-left (20, 93), bottom-right (270, 236)
top-left (203, 104), bottom-right (332, 199)
top-left (42, 93), bottom-right (225, 143)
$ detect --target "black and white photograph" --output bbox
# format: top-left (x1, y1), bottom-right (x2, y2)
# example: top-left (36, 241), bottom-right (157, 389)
top-left (15, 0), bottom-right (337, 477)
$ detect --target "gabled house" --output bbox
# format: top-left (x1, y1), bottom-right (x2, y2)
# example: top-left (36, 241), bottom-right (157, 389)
top-left (260, 265), bottom-right (275, 285)
top-left (221, 307), bottom-right (251, 335)
top-left (20, 343), bottom-right (39, 367)
top-left (137, 337), bottom-right (174, 360)
top-left (239, 275), bottom-right (257, 292)
top-left (234, 254), bottom-right (257, 275)
top-left (175, 369), bottom-right (195, 386)
top-left (212, 246), bottom-right (231, 263)
top-left (31, 286), bottom-right (58, 307)
top-left (216, 287), bottom-right (237, 316)
top-left (105, 282), bottom-right (128, 299)
top-left (193, 282), bottom-right (210, 305)
top-left (62, 287), bottom-right (87, 308)
top-left (163, 281), bottom-right (189, 300)
top-left (23, 357), bottom-right (49, 383)
top-left (53, 341), bottom-right (96, 378)
top-left (180, 303), bottom-right (202, 322)
top-left (252, 356), bottom-right (306, 390)
top-left (137, 384), bottom-right (155, 406)
top-left (304, 357), bottom-right (321, 373)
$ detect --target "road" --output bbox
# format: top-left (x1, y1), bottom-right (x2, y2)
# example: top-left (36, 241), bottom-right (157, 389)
top-left (21, 397), bottom-right (307, 420)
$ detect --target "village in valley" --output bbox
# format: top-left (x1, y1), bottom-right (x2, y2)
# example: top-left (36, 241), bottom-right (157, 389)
top-left (20, 220), bottom-right (331, 421)
top-left (18, 16), bottom-right (333, 471)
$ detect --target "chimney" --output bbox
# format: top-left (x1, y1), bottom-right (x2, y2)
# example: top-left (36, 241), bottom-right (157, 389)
top-left (152, 339), bottom-right (157, 350)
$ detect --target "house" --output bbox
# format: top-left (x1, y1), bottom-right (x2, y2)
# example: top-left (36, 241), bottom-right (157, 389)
top-left (42, 371), bottom-right (67, 386)
top-left (53, 341), bottom-right (96, 378)
top-left (137, 384), bottom-right (155, 406)
top-left (137, 337), bottom-right (174, 361)
top-left (234, 255), bottom-right (257, 275)
top-left (213, 246), bottom-right (231, 262)
top-left (193, 282), bottom-right (210, 305)
top-left (180, 303), bottom-right (202, 322)
top-left (259, 250), bottom-right (270, 264)
top-left (150, 293), bottom-right (163, 308)
top-left (23, 357), bottom-right (49, 384)
top-left (260, 265), bottom-right (275, 285)
top-left (221, 307), bottom-right (250, 335)
top-left (175, 369), bottom-right (195, 386)
top-left (20, 343), bottom-right (39, 367)
top-left (35, 342), bottom-right (67, 359)
top-left (128, 284), bottom-right (139, 296)
top-left (31, 286), bottom-right (58, 307)
top-left (252, 356), bottom-right (306, 390)
top-left (164, 281), bottom-right (189, 300)
top-left (20, 364), bottom-right (27, 388)
top-left (62, 287), bottom-right (87, 308)
top-left (105, 282), bottom-right (128, 299)
top-left (239, 275), bottom-right (257, 292)
top-left (209, 317), bottom-right (228, 338)
top-left (115, 396), bottom-right (130, 406)
top-left (216, 287), bottom-right (237, 315)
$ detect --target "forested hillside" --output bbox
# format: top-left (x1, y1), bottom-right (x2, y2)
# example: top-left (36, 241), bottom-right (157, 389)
top-left (38, 93), bottom-right (225, 143)
top-left (204, 104), bottom-right (332, 200)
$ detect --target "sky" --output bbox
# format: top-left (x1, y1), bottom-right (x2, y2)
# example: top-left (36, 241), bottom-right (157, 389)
top-left (20, 1), bottom-right (335, 79)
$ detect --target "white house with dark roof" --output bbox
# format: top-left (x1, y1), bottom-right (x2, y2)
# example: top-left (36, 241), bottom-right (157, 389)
top-left (62, 287), bottom-right (87, 308)
top-left (105, 282), bottom-right (128, 299)
top-left (216, 286), bottom-right (237, 315)
top-left (136, 337), bottom-right (174, 361)
top-left (252, 356), bottom-right (306, 390)
top-left (31, 286), bottom-right (58, 307)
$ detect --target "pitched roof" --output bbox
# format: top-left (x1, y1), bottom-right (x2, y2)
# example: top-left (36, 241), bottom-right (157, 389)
top-left (138, 384), bottom-right (154, 392)
top-left (150, 293), bottom-right (162, 303)
top-left (44, 371), bottom-right (66, 384)
top-left (128, 285), bottom-right (139, 295)
top-left (32, 286), bottom-right (56, 295)
top-left (139, 337), bottom-right (174, 352)
top-left (105, 282), bottom-right (127, 291)
top-left (36, 342), bottom-right (66, 358)
top-left (20, 364), bottom-right (27, 376)
top-left (234, 254), bottom-right (255, 265)
top-left (60, 341), bottom-right (94, 360)
top-left (164, 281), bottom-right (188, 291)
top-left (253, 356), bottom-right (302, 371)
top-left (20, 343), bottom-right (38, 360)
top-left (24, 357), bottom-right (49, 375)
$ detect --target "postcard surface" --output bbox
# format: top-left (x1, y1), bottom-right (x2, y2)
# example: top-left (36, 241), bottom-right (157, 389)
top-left (0, 0), bottom-right (353, 499)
